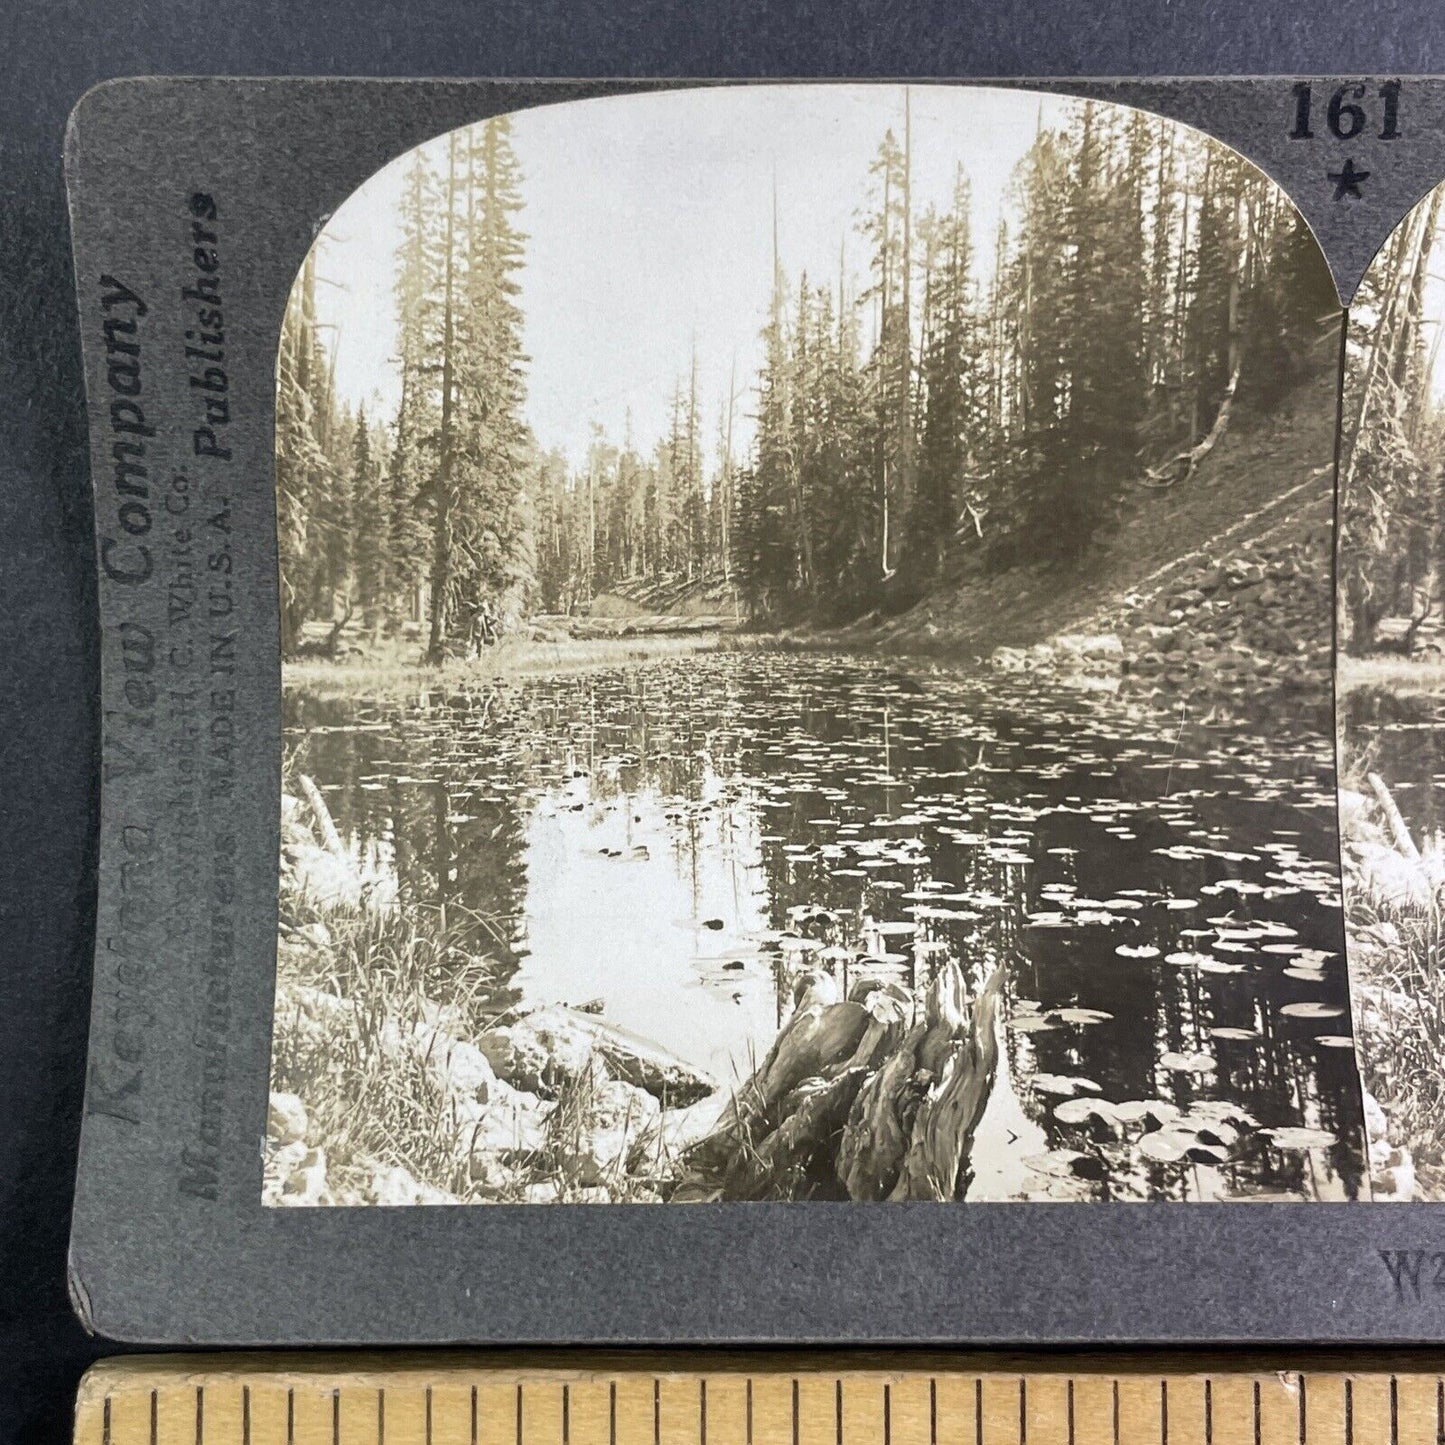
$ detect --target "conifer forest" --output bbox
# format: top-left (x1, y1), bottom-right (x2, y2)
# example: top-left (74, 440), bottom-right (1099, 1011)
top-left (276, 98), bottom-right (1334, 658)
top-left (268, 89), bottom-right (1406, 1210)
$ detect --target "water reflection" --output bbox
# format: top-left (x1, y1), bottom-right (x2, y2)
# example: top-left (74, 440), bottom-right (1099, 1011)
top-left (285, 652), bottom-right (1366, 1201)
top-left (1342, 686), bottom-right (1445, 837)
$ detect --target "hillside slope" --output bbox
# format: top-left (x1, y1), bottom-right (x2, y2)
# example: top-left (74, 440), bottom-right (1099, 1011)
top-left (846, 371), bottom-right (1340, 719)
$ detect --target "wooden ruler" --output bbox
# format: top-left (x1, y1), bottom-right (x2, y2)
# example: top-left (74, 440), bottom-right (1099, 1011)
top-left (74, 1354), bottom-right (1445, 1445)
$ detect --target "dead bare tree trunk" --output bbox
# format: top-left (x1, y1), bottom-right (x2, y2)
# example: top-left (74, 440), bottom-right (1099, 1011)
top-left (426, 134), bottom-right (461, 666)
top-left (1139, 360), bottom-right (1242, 489)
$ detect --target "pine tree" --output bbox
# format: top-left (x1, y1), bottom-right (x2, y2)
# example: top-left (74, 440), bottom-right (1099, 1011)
top-left (276, 248), bottom-right (337, 655)
top-left (913, 168), bottom-right (977, 576)
top-left (388, 149), bottom-right (440, 626)
top-left (351, 405), bottom-right (390, 628)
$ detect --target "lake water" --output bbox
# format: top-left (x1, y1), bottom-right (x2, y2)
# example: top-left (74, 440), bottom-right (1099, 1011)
top-left (1341, 686), bottom-right (1445, 840)
top-left (286, 650), bottom-right (1366, 1201)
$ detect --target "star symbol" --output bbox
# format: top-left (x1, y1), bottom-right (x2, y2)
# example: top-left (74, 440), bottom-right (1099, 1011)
top-left (1328, 158), bottom-right (1370, 201)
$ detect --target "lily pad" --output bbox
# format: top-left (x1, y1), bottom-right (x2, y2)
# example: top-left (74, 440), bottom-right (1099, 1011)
top-left (1054, 1097), bottom-right (1119, 1126)
top-left (1263, 1126), bottom-right (1337, 1151)
top-left (1279, 1001), bottom-right (1344, 1020)
top-left (1031, 1073), bottom-right (1102, 1098)
top-left (1138, 1130), bottom-right (1190, 1164)
top-left (1159, 1050), bottom-right (1217, 1074)
top-left (1053, 1007), bottom-right (1114, 1026)
top-left (1114, 1099), bottom-right (1181, 1126)
top-left (1008, 1015), bottom-right (1059, 1034)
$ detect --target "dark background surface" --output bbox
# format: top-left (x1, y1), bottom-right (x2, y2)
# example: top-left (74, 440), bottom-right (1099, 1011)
top-left (5, 3), bottom-right (1445, 1441)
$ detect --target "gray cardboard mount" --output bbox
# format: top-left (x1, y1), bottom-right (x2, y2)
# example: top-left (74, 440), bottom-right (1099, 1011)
top-left (64, 76), bottom-right (1445, 1347)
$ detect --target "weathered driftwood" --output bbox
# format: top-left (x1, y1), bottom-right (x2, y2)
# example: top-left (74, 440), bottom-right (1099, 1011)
top-left (706, 972), bottom-right (871, 1148)
top-left (724, 1067), bottom-right (871, 1200)
top-left (836, 1022), bottom-right (926, 1200)
top-left (1367, 770), bottom-right (1421, 861)
top-left (887, 966), bottom-right (1005, 1201)
top-left (683, 961), bottom-right (1004, 1202)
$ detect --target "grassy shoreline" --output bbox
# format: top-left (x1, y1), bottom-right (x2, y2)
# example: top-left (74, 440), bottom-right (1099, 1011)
top-left (284, 630), bottom-right (753, 699)
top-left (1338, 652), bottom-right (1445, 698)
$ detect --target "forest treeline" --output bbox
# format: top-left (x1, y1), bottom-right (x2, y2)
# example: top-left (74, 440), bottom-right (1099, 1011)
top-left (1339, 187), bottom-right (1445, 654)
top-left (276, 101), bottom-right (1338, 659)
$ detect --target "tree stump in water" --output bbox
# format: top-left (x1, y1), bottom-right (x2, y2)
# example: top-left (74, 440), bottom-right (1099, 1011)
top-left (681, 961), bottom-right (1006, 1202)
top-left (887, 967), bottom-right (1005, 1201)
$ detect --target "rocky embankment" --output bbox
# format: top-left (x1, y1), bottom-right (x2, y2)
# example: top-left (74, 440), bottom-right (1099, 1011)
top-left (265, 784), bottom-right (721, 1206)
top-left (989, 514), bottom-right (1333, 718)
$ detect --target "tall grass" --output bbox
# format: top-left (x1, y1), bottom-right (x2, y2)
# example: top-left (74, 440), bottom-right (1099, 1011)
top-left (1345, 850), bottom-right (1445, 1166)
top-left (271, 887), bottom-right (515, 1200)
top-left (1339, 727), bottom-right (1445, 1185)
top-left (272, 795), bottom-right (677, 1203)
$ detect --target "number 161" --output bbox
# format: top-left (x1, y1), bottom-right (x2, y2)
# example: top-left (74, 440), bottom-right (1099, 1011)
top-left (1291, 81), bottom-right (1401, 141)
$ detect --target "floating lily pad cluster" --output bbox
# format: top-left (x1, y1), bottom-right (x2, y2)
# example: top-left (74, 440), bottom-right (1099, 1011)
top-left (286, 650), bottom-right (1367, 1202)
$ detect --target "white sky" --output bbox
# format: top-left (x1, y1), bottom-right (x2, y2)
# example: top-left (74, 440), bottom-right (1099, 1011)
top-left (310, 85), bottom-right (1078, 467)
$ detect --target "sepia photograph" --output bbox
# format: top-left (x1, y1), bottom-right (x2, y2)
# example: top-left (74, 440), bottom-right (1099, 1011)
top-left (1338, 177), bottom-right (1445, 1203)
top-left (264, 84), bottom-right (1366, 1208)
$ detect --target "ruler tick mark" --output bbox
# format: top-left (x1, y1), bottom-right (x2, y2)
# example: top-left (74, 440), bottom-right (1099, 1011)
top-left (929, 1378), bottom-right (938, 1445)
top-left (380, 1388), bottom-right (386, 1445)
top-left (835, 1378), bottom-right (843, 1445)
top-left (974, 1379), bottom-right (983, 1445)
top-left (563, 1384), bottom-right (571, 1445)
top-left (1254, 1382), bottom-right (1261, 1445)
top-left (1021, 1379), bottom-right (1028, 1445)
top-left (699, 1379), bottom-right (706, 1445)
top-left (746, 1381), bottom-right (754, 1445)
top-left (1346, 1380), bottom-right (1354, 1445)
top-left (885, 1383), bottom-right (893, 1445)
top-left (427, 1387), bottom-right (434, 1445)
top-left (1162, 1378), bottom-right (1169, 1445)
top-left (331, 1389), bottom-right (340, 1445)
top-left (518, 1383), bottom-right (525, 1445)
top-left (103, 1397), bottom-right (112, 1445)
top-left (151, 1390), bottom-right (159, 1445)
top-left (792, 1379), bottom-right (800, 1445)
top-left (1390, 1377), bottom-right (1398, 1445)
top-left (1066, 1381), bottom-right (1074, 1445)
top-left (197, 1386), bottom-right (205, 1445)
top-left (242, 1387), bottom-right (251, 1445)
top-left (1435, 1378), bottom-right (1442, 1445)
top-left (1298, 1377), bottom-right (1307, 1445)
top-left (1206, 1380), bottom-right (1214, 1445)
top-left (287, 1389), bottom-right (295, 1445)
top-left (472, 1385), bottom-right (479, 1445)
top-left (611, 1381), bottom-right (619, 1445)
top-left (656, 1380), bottom-right (662, 1445)
top-left (1111, 1381), bottom-right (1120, 1445)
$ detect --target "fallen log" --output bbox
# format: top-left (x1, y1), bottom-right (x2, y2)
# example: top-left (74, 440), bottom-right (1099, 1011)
top-left (296, 772), bottom-right (347, 864)
top-left (1367, 771), bottom-right (1421, 861)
